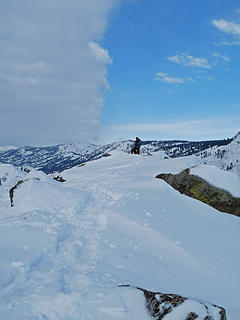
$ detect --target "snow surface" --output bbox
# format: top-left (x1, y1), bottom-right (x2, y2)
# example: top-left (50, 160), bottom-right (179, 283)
top-left (191, 164), bottom-right (240, 198)
top-left (0, 152), bottom-right (239, 319)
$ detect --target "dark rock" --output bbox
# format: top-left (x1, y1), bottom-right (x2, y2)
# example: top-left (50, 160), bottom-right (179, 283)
top-left (119, 285), bottom-right (227, 320)
top-left (21, 167), bottom-right (30, 173)
top-left (9, 180), bottom-right (24, 207)
top-left (186, 312), bottom-right (198, 320)
top-left (141, 289), bottom-right (186, 319)
top-left (156, 168), bottom-right (240, 217)
top-left (53, 176), bottom-right (66, 183)
top-left (78, 163), bottom-right (85, 167)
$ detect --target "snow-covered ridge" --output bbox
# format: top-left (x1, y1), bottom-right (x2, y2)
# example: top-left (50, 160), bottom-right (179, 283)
top-left (0, 145), bottom-right (18, 152)
top-left (0, 136), bottom-right (232, 174)
top-left (198, 131), bottom-right (240, 176)
top-left (232, 130), bottom-right (240, 142)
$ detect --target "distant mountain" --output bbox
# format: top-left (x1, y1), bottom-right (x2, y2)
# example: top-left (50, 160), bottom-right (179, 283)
top-left (0, 145), bottom-right (18, 152)
top-left (0, 137), bottom-right (233, 174)
top-left (197, 131), bottom-right (240, 175)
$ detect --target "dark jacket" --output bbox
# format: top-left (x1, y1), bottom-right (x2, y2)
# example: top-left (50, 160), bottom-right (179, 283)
top-left (135, 137), bottom-right (141, 147)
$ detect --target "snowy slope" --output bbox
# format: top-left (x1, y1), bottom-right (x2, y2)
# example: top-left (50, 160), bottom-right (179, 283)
top-left (198, 131), bottom-right (240, 176)
top-left (0, 153), bottom-right (239, 319)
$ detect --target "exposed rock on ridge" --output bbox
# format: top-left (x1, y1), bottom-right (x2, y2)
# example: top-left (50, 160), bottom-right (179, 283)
top-left (9, 180), bottom-right (25, 207)
top-left (156, 168), bottom-right (240, 217)
top-left (119, 285), bottom-right (227, 319)
top-left (9, 178), bottom-right (40, 207)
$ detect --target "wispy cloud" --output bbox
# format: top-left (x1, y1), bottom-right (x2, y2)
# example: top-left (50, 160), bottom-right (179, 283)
top-left (167, 54), bottom-right (212, 69)
top-left (154, 72), bottom-right (185, 85)
top-left (212, 52), bottom-right (231, 62)
top-left (112, 120), bottom-right (235, 136)
top-left (100, 117), bottom-right (240, 142)
top-left (196, 75), bottom-right (214, 81)
top-left (217, 39), bottom-right (240, 46)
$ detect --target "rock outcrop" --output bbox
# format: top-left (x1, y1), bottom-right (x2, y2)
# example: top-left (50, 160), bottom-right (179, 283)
top-left (53, 175), bottom-right (66, 182)
top-left (9, 180), bottom-right (25, 207)
top-left (156, 168), bottom-right (240, 217)
top-left (119, 285), bottom-right (227, 320)
top-left (102, 153), bottom-right (111, 157)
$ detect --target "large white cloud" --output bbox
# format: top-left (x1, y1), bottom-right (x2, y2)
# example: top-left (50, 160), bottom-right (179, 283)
top-left (0, 0), bottom-right (120, 146)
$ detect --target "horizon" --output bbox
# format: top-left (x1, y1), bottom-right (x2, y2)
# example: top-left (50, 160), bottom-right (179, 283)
top-left (0, 131), bottom-right (237, 149)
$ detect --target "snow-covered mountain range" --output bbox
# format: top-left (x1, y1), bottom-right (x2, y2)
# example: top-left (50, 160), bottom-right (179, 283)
top-left (0, 151), bottom-right (239, 319)
top-left (198, 131), bottom-right (240, 176)
top-left (0, 136), bottom-right (233, 174)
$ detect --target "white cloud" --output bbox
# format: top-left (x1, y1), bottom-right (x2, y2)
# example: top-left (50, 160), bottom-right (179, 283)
top-left (212, 18), bottom-right (240, 46)
top-left (217, 40), bottom-right (240, 46)
top-left (155, 72), bottom-right (185, 84)
top-left (212, 19), bottom-right (240, 36)
top-left (13, 62), bottom-right (49, 72)
top-left (212, 52), bottom-right (231, 62)
top-left (1, 73), bottom-right (41, 86)
top-left (196, 75), bottom-right (214, 81)
top-left (167, 54), bottom-right (211, 69)
top-left (0, 0), bottom-right (120, 146)
top-left (167, 54), bottom-right (212, 69)
top-left (89, 42), bottom-right (113, 64)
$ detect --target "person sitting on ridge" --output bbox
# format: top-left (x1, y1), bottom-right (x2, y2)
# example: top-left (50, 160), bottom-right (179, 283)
top-left (131, 137), bottom-right (141, 154)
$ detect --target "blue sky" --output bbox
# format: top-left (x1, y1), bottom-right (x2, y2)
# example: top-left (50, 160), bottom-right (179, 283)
top-left (0, 0), bottom-right (239, 146)
top-left (99, 0), bottom-right (240, 142)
